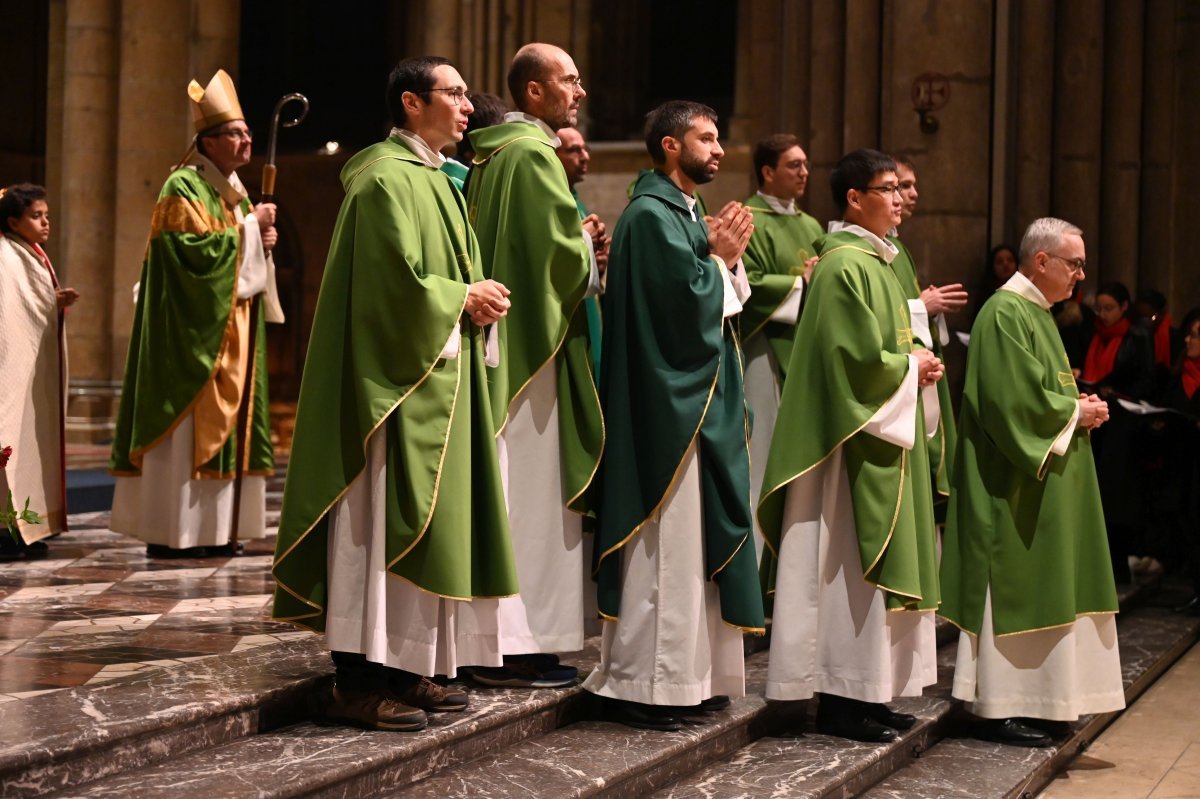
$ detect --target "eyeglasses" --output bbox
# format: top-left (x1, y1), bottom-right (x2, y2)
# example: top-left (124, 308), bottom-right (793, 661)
top-left (538, 76), bottom-right (584, 89)
top-left (421, 88), bottom-right (473, 106)
top-left (1045, 252), bottom-right (1086, 275)
top-left (897, 180), bottom-right (916, 191)
top-left (206, 127), bottom-right (253, 141)
top-left (860, 184), bottom-right (902, 197)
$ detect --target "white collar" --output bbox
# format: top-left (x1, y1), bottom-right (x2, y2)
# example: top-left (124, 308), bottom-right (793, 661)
top-left (825, 220), bottom-right (898, 264)
top-left (999, 270), bottom-right (1052, 310)
top-left (756, 191), bottom-right (796, 215)
top-left (186, 152), bottom-right (247, 207)
top-left (390, 128), bottom-right (445, 168)
top-left (681, 191), bottom-right (698, 222)
top-left (502, 111), bottom-right (561, 146)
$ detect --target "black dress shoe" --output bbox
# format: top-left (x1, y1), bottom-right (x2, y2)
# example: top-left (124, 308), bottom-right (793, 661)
top-left (816, 696), bottom-right (898, 743)
top-left (1019, 717), bottom-right (1071, 739)
top-left (865, 702), bottom-right (917, 730)
top-left (1174, 596), bottom-right (1200, 616)
top-left (973, 717), bottom-right (1052, 747)
top-left (604, 698), bottom-right (684, 731)
top-left (669, 695), bottom-right (732, 717)
top-left (146, 544), bottom-right (208, 559)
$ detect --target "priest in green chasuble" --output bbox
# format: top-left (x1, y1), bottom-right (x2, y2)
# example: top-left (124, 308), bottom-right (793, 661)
top-left (739, 134), bottom-right (823, 561)
top-left (110, 69), bottom-right (283, 557)
top-left (582, 101), bottom-right (764, 732)
top-left (939, 217), bottom-right (1123, 747)
top-left (556, 126), bottom-right (607, 380)
top-left (464, 43), bottom-right (605, 687)
top-left (272, 57), bottom-right (518, 731)
top-left (758, 149), bottom-right (944, 743)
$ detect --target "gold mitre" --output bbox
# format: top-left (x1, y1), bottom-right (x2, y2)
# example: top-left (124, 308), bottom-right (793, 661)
top-left (188, 69), bottom-right (244, 133)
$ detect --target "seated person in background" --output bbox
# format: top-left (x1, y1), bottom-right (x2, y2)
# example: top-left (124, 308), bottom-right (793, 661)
top-left (1083, 281), bottom-right (1156, 584)
top-left (969, 243), bottom-right (1017, 326)
top-left (1135, 289), bottom-right (1180, 394)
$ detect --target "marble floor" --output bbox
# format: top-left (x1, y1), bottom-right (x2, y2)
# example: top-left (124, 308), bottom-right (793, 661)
top-left (1037, 632), bottom-right (1200, 799)
top-left (0, 496), bottom-right (314, 703)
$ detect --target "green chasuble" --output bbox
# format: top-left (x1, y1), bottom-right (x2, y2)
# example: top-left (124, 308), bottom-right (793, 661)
top-left (594, 170), bottom-right (764, 633)
top-left (939, 286), bottom-right (1118, 637)
top-left (571, 188), bottom-right (604, 381)
top-left (110, 164), bottom-right (273, 478)
top-left (740, 195), bottom-right (822, 381)
top-left (758, 229), bottom-right (940, 611)
top-left (271, 137), bottom-right (518, 631)
top-left (889, 236), bottom-right (957, 496)
top-left (466, 122), bottom-right (603, 514)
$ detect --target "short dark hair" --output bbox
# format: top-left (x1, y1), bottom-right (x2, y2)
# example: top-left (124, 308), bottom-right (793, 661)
top-left (830, 148), bottom-right (896, 214)
top-left (1136, 288), bottom-right (1167, 313)
top-left (0, 183), bottom-right (47, 234)
top-left (387, 56), bottom-right (453, 128)
top-left (507, 47), bottom-right (551, 111)
top-left (643, 100), bottom-right (717, 165)
top-left (892, 154), bottom-right (916, 173)
top-left (1096, 281), bottom-right (1132, 309)
top-left (456, 92), bottom-right (510, 161)
top-left (753, 134), bottom-right (800, 187)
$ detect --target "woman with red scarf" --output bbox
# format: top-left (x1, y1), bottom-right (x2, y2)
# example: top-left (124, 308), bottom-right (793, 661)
top-left (1083, 282), bottom-right (1155, 584)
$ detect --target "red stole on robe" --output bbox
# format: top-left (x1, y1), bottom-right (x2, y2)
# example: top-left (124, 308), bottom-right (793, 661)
top-left (1182, 358), bottom-right (1200, 400)
top-left (1082, 317), bottom-right (1130, 384)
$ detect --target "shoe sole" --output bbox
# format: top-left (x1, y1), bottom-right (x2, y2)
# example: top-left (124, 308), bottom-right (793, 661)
top-left (324, 712), bottom-right (428, 731)
top-left (471, 674), bottom-right (575, 689)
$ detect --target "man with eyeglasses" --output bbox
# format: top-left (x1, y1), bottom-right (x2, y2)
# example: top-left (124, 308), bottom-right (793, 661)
top-left (273, 56), bottom-right (519, 731)
top-left (758, 148), bottom-right (944, 743)
top-left (555, 126), bottom-right (606, 380)
top-left (111, 69), bottom-right (283, 558)
top-left (463, 43), bottom-right (605, 689)
top-left (940, 217), bottom-right (1123, 747)
top-left (888, 157), bottom-right (966, 500)
top-left (738, 134), bottom-right (822, 566)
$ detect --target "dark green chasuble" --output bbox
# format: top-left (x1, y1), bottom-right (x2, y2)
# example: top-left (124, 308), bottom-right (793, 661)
top-left (740, 195), bottom-right (823, 382)
top-left (889, 236), bottom-right (957, 496)
top-left (110, 165), bottom-right (273, 478)
top-left (939, 287), bottom-right (1118, 636)
top-left (466, 122), bottom-right (603, 514)
top-left (594, 170), bottom-right (764, 633)
top-left (758, 229), bottom-right (940, 611)
top-left (272, 137), bottom-right (518, 631)
top-left (571, 188), bottom-right (604, 381)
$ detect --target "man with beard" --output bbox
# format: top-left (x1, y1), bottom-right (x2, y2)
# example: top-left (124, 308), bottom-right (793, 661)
top-left (556, 126), bottom-right (606, 379)
top-left (739, 134), bottom-right (822, 562)
top-left (886, 157), bottom-right (966, 497)
top-left (940, 218), bottom-right (1122, 746)
top-left (583, 101), bottom-right (764, 731)
top-left (272, 56), bottom-right (518, 730)
top-left (464, 43), bottom-right (605, 688)
top-left (758, 149), bottom-right (944, 743)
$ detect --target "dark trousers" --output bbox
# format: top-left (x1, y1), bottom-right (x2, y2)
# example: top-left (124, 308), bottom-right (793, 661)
top-left (330, 651), bottom-right (419, 691)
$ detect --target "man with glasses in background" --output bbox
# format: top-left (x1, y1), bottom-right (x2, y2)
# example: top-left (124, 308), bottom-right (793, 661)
top-left (464, 43), bottom-right (605, 688)
top-left (111, 69), bottom-right (283, 558)
top-left (940, 217), bottom-right (1123, 747)
top-left (758, 148), bottom-right (944, 743)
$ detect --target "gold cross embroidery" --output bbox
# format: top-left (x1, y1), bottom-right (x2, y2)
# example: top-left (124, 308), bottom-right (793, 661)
top-left (1057, 371), bottom-right (1076, 388)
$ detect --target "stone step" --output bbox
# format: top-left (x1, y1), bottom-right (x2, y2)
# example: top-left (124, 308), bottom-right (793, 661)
top-left (858, 604), bottom-right (1200, 799)
top-left (0, 637), bottom-right (330, 799)
top-left (39, 642), bottom-right (603, 799)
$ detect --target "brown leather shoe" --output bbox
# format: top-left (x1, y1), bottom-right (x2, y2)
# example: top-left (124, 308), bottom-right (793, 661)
top-left (391, 677), bottom-right (469, 712)
top-left (325, 686), bottom-right (428, 731)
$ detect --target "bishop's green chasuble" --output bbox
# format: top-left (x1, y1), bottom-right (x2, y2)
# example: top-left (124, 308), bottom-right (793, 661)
top-left (939, 288), bottom-right (1118, 636)
top-left (272, 137), bottom-right (518, 631)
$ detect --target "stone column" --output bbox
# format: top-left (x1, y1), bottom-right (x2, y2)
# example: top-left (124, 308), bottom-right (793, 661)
top-left (1013, 0), bottom-right (1055, 235)
top-left (806, 0), bottom-right (847, 226)
top-left (59, 0), bottom-right (120, 382)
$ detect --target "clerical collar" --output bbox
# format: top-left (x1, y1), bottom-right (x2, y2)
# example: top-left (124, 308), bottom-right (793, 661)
top-left (390, 128), bottom-right (445, 169)
top-left (503, 111), bottom-right (561, 146)
top-left (187, 152), bottom-right (248, 207)
top-left (999, 270), bottom-right (1052, 310)
top-left (826, 220), bottom-right (898, 264)
top-left (756, 191), bottom-right (796, 215)
top-left (681, 191), bottom-right (698, 221)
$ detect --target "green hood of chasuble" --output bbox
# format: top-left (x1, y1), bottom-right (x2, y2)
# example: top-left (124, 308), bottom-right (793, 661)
top-left (593, 170), bottom-right (764, 633)
top-left (757, 230), bottom-right (940, 612)
top-left (466, 122), bottom-right (603, 515)
top-left (939, 289), bottom-right (1118, 637)
top-left (272, 138), bottom-right (517, 631)
top-left (740, 196), bottom-right (823, 381)
top-left (889, 236), bottom-right (957, 496)
top-left (110, 166), bottom-right (273, 478)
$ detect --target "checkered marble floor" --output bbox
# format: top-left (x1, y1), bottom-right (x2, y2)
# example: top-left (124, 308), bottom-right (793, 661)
top-left (0, 501), bottom-right (314, 702)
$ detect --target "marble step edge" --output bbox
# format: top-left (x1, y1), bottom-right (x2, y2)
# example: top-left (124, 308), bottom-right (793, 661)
top-left (387, 648), bottom-right (803, 799)
top-left (857, 607), bottom-right (1200, 799)
top-left (39, 660), bottom-right (606, 799)
top-left (0, 636), bottom-right (332, 799)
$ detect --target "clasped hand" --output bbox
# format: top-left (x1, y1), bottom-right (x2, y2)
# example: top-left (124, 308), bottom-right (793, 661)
top-left (465, 279), bottom-right (511, 326)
